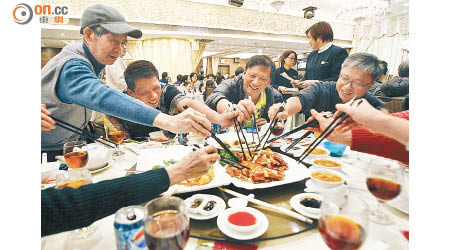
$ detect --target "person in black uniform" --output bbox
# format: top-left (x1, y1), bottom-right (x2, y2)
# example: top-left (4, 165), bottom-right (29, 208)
top-left (271, 50), bottom-right (301, 100)
top-left (301, 21), bottom-right (348, 88)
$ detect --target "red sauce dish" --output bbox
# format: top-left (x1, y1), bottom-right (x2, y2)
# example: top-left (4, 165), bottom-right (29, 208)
top-left (225, 208), bottom-right (259, 232)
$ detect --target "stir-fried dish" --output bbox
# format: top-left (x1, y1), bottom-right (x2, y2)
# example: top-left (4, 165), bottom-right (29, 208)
top-left (225, 148), bottom-right (288, 183)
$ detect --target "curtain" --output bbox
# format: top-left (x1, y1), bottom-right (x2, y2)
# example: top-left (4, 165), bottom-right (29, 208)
top-left (126, 38), bottom-right (193, 79)
top-left (212, 57), bottom-right (220, 75)
top-left (352, 14), bottom-right (409, 77)
top-left (191, 43), bottom-right (206, 71)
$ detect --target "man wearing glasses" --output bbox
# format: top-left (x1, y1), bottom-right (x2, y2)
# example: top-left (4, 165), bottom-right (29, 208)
top-left (268, 53), bottom-right (385, 121)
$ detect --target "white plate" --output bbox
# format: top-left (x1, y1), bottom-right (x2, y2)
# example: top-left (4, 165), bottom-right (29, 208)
top-left (138, 146), bottom-right (232, 195)
top-left (89, 159), bottom-right (113, 174)
top-left (223, 154), bottom-right (310, 190)
top-left (290, 193), bottom-right (323, 220)
top-left (217, 207), bottom-right (269, 240)
top-left (184, 194), bottom-right (226, 220)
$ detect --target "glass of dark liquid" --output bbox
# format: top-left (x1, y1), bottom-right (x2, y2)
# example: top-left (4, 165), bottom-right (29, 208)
top-left (366, 158), bottom-right (404, 225)
top-left (144, 197), bottom-right (189, 250)
top-left (63, 140), bottom-right (89, 169)
top-left (271, 119), bottom-right (285, 137)
top-left (319, 192), bottom-right (368, 250)
top-left (106, 124), bottom-right (125, 157)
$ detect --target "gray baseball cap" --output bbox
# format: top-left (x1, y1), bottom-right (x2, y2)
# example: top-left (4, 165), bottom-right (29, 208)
top-left (80, 4), bottom-right (142, 39)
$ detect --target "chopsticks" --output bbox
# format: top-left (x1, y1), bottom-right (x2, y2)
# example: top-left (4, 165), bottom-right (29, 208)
top-left (228, 104), bottom-right (248, 160)
top-left (219, 187), bottom-right (313, 224)
top-left (228, 104), bottom-right (253, 160)
top-left (193, 144), bottom-right (248, 170)
top-left (49, 115), bottom-right (116, 149)
top-left (256, 102), bottom-right (286, 151)
top-left (248, 96), bottom-right (260, 145)
top-left (297, 97), bottom-right (361, 163)
top-left (284, 131), bottom-right (313, 153)
top-left (266, 112), bottom-right (334, 144)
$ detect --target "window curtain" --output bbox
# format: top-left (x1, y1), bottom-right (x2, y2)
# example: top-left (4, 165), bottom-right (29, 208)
top-left (191, 43), bottom-right (206, 72)
top-left (212, 57), bottom-right (220, 75)
top-left (126, 38), bottom-right (193, 80)
top-left (352, 14), bottom-right (409, 77)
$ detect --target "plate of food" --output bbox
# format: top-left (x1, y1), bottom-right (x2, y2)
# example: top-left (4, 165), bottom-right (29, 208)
top-left (137, 145), bottom-right (231, 194)
top-left (206, 132), bottom-right (260, 151)
top-left (148, 131), bottom-right (171, 143)
top-left (220, 148), bottom-right (310, 189)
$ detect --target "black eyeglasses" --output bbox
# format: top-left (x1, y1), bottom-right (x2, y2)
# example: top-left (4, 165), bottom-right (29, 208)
top-left (339, 74), bottom-right (372, 90)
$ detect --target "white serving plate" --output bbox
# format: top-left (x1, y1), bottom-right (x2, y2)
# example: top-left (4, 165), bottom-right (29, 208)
top-left (222, 154), bottom-right (310, 190)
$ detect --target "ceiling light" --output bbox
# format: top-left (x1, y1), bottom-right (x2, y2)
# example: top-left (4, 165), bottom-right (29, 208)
top-left (61, 33), bottom-right (64, 36)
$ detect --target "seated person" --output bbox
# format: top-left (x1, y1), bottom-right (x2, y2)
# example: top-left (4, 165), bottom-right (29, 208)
top-left (206, 55), bottom-right (283, 128)
top-left (107, 60), bottom-right (237, 140)
top-left (41, 105), bottom-right (220, 237)
top-left (369, 60), bottom-right (388, 95)
top-left (376, 59), bottom-right (409, 101)
top-left (269, 52), bottom-right (386, 121)
top-left (308, 99), bottom-right (408, 164)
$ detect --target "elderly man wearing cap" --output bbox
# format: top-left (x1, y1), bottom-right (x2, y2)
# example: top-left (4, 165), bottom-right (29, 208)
top-left (41, 4), bottom-right (212, 160)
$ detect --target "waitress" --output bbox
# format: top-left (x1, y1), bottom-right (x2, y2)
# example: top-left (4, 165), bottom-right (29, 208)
top-left (271, 50), bottom-right (300, 100)
top-left (301, 21), bottom-right (348, 88)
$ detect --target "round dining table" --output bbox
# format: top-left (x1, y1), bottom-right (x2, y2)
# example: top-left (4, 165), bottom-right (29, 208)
top-left (41, 140), bottom-right (409, 250)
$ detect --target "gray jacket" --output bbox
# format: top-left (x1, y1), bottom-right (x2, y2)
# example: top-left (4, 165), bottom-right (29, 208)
top-left (205, 75), bottom-right (283, 122)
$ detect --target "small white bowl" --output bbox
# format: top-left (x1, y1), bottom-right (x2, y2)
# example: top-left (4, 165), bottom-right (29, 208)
top-left (312, 158), bottom-right (342, 170)
top-left (41, 162), bottom-right (60, 183)
top-left (310, 169), bottom-right (346, 189)
top-left (301, 147), bottom-right (330, 158)
top-left (224, 207), bottom-right (260, 233)
top-left (295, 193), bottom-right (323, 215)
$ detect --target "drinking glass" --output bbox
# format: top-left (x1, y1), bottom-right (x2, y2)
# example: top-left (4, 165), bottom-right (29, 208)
top-left (366, 158), bottom-right (404, 224)
top-left (55, 168), bottom-right (98, 239)
top-left (106, 124), bottom-right (125, 157)
top-left (63, 140), bottom-right (89, 169)
top-left (319, 192), bottom-right (368, 250)
top-left (271, 119), bottom-right (285, 137)
top-left (144, 197), bottom-right (190, 250)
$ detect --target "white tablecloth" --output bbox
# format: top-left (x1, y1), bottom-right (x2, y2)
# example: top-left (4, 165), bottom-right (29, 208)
top-left (41, 144), bottom-right (409, 250)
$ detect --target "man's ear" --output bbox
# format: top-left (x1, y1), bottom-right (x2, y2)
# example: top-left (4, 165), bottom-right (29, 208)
top-left (83, 27), bottom-right (94, 43)
top-left (127, 88), bottom-right (134, 97)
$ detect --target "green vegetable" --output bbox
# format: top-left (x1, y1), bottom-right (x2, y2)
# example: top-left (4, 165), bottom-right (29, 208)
top-left (219, 149), bottom-right (235, 166)
top-left (152, 159), bottom-right (178, 170)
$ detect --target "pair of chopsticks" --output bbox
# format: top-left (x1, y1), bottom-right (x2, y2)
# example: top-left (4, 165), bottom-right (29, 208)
top-left (257, 102), bottom-right (286, 150)
top-left (283, 131), bottom-right (313, 153)
top-left (219, 187), bottom-right (313, 224)
top-left (297, 97), bottom-right (362, 163)
top-left (228, 104), bottom-right (253, 160)
top-left (49, 115), bottom-right (116, 149)
top-left (248, 96), bottom-right (261, 145)
top-left (193, 144), bottom-right (249, 170)
top-left (265, 112), bottom-right (334, 145)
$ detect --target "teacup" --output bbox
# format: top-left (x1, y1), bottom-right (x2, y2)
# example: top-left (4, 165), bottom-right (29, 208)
top-left (86, 144), bottom-right (113, 170)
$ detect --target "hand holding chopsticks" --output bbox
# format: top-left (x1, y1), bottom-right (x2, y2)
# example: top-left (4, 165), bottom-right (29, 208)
top-left (297, 97), bottom-right (362, 163)
top-left (49, 115), bottom-right (117, 149)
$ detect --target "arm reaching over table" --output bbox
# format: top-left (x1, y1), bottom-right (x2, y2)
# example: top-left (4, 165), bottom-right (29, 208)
top-left (153, 108), bottom-right (212, 137)
top-left (42, 145), bottom-right (220, 237)
top-left (335, 99), bottom-right (409, 145)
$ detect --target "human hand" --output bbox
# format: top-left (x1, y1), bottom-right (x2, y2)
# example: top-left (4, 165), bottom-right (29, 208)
top-left (165, 145), bottom-right (220, 185)
top-left (41, 104), bottom-right (55, 131)
top-left (278, 86), bottom-right (287, 92)
top-left (268, 103), bottom-right (289, 121)
top-left (308, 109), bottom-right (352, 146)
top-left (291, 80), bottom-right (302, 88)
top-left (256, 118), bottom-right (267, 128)
top-left (216, 110), bottom-right (240, 129)
top-left (335, 99), bottom-right (387, 133)
top-left (300, 80), bottom-right (317, 88)
top-left (154, 108), bottom-right (212, 137)
top-left (235, 99), bottom-right (257, 123)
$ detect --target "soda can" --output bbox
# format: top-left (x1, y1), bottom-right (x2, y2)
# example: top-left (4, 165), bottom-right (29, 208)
top-left (114, 206), bottom-right (147, 250)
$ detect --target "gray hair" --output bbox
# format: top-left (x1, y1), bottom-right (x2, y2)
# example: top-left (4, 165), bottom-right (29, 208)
top-left (341, 52), bottom-right (382, 82)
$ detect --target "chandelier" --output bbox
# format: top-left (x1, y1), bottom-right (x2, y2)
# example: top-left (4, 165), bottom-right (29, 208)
top-left (336, 0), bottom-right (393, 25)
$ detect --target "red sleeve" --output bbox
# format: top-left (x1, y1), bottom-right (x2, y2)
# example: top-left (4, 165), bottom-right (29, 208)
top-left (392, 110), bottom-right (409, 120)
top-left (351, 128), bottom-right (409, 164)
